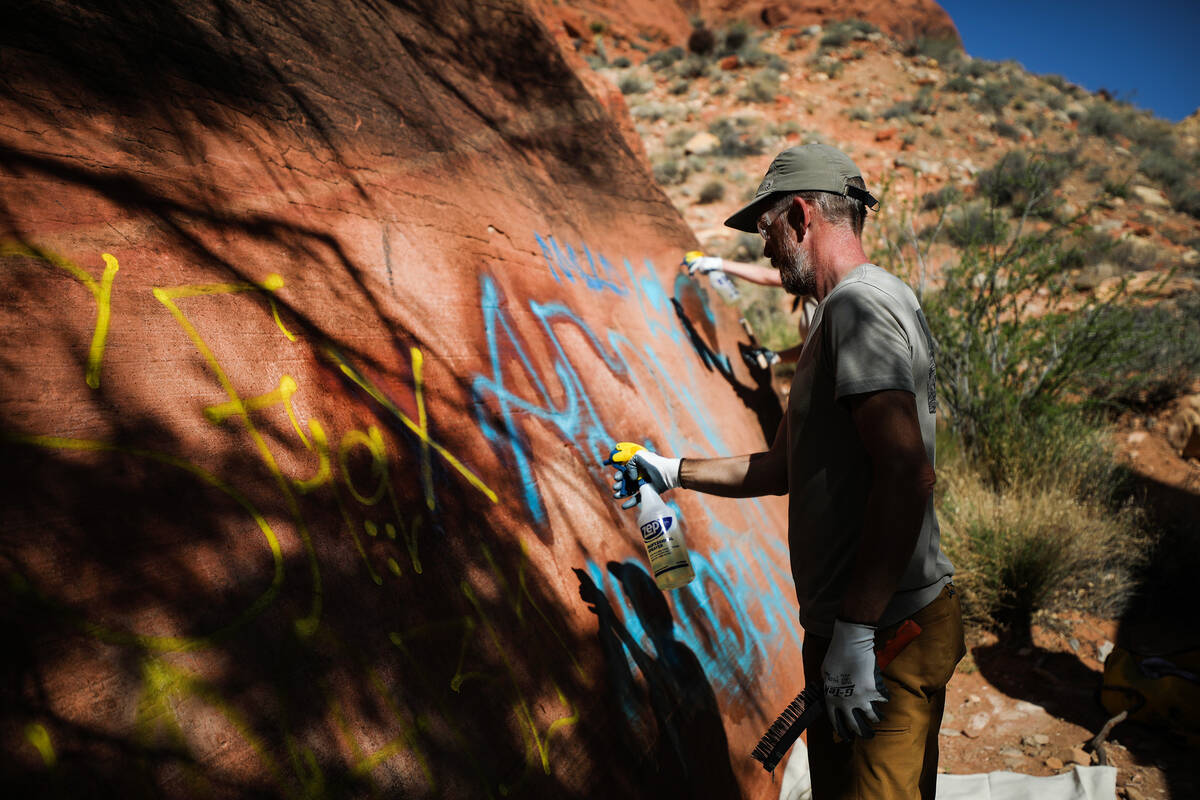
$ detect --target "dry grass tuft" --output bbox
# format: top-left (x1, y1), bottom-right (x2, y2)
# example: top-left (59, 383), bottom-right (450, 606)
top-left (937, 464), bottom-right (1145, 635)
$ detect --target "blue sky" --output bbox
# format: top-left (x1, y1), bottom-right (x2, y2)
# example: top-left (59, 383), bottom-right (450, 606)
top-left (937, 0), bottom-right (1199, 122)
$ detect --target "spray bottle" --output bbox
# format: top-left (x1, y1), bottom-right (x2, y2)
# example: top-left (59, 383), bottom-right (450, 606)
top-left (683, 250), bottom-right (740, 303)
top-left (610, 442), bottom-right (696, 591)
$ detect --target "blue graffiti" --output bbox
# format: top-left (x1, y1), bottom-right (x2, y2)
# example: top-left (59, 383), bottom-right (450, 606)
top-left (472, 231), bottom-right (803, 700)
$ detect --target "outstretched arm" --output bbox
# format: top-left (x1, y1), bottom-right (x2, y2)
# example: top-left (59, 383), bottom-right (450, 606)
top-left (719, 258), bottom-right (782, 287)
top-left (677, 415), bottom-right (788, 497)
top-left (684, 251), bottom-right (782, 287)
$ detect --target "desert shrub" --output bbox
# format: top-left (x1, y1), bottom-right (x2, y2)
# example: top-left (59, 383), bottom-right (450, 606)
top-left (664, 128), bottom-right (693, 148)
top-left (708, 118), bottom-right (765, 156)
top-left (645, 45), bottom-right (684, 70)
top-left (958, 58), bottom-right (996, 79)
top-left (1068, 294), bottom-right (1200, 409)
top-left (1078, 102), bottom-right (1140, 140)
top-left (943, 74), bottom-right (973, 93)
top-left (1103, 178), bottom-right (1129, 199)
top-left (807, 56), bottom-right (844, 79)
top-left (846, 106), bottom-right (872, 121)
top-left (884, 87), bottom-right (936, 119)
top-left (588, 20), bottom-right (607, 34)
top-left (688, 25), bottom-right (715, 55)
top-left (741, 48), bottom-right (786, 71)
top-left (652, 159), bottom-right (686, 185)
top-left (975, 149), bottom-right (1073, 215)
top-left (819, 25), bottom-right (852, 49)
top-left (1138, 145), bottom-right (1200, 219)
top-left (767, 119), bottom-right (803, 137)
top-left (618, 74), bottom-right (648, 94)
top-left (921, 185), bottom-right (962, 211)
top-left (720, 21), bottom-right (751, 54)
top-left (992, 120), bottom-right (1021, 140)
top-left (697, 180), bottom-right (725, 204)
top-left (611, 56), bottom-right (631, 68)
top-left (902, 35), bottom-right (960, 63)
top-left (944, 203), bottom-right (1009, 247)
top-left (674, 55), bottom-right (710, 79)
top-left (978, 80), bottom-right (1016, 112)
top-left (939, 462), bottom-right (1145, 634)
top-left (738, 69), bottom-right (779, 103)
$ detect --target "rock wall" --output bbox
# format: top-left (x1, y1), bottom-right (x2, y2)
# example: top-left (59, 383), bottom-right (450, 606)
top-left (0, 1), bottom-right (801, 797)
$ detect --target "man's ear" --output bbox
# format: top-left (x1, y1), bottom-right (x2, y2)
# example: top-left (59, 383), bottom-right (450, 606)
top-left (788, 195), bottom-right (810, 237)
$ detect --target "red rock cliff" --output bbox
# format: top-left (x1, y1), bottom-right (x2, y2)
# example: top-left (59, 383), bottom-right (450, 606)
top-left (0, 1), bottom-right (799, 797)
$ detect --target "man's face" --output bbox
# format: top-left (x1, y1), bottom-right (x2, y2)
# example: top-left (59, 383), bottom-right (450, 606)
top-left (759, 200), bottom-right (815, 296)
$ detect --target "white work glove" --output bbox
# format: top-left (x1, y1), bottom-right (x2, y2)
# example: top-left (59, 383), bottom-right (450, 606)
top-left (682, 250), bottom-right (724, 275)
top-left (822, 619), bottom-right (889, 740)
top-left (604, 447), bottom-right (681, 509)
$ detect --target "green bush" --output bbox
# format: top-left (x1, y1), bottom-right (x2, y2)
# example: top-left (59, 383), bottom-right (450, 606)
top-left (992, 120), bottom-right (1022, 140)
top-left (738, 69), bottom-right (779, 103)
top-left (675, 55), bottom-right (710, 79)
top-left (921, 185), bottom-right (961, 211)
top-left (1068, 295), bottom-right (1200, 409)
top-left (945, 203), bottom-right (1010, 247)
top-left (978, 81), bottom-right (1016, 112)
top-left (903, 35), bottom-right (960, 63)
top-left (618, 74), bottom-right (647, 94)
top-left (708, 118), bottom-right (766, 156)
top-left (645, 46), bottom-right (684, 70)
top-left (652, 159), bottom-right (686, 185)
top-left (943, 74), bottom-right (973, 93)
top-left (688, 26), bottom-right (715, 55)
top-left (721, 21), bottom-right (751, 53)
top-left (975, 149), bottom-right (1073, 214)
top-left (698, 180), bottom-right (725, 204)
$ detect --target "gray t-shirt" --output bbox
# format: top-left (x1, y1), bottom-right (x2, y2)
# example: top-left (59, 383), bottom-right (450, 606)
top-left (786, 263), bottom-right (953, 636)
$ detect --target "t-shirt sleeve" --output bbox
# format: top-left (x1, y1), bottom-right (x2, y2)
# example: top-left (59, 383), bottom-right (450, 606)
top-left (823, 283), bottom-right (914, 400)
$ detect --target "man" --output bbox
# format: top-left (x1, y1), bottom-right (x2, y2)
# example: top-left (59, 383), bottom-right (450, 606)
top-left (611, 144), bottom-right (964, 799)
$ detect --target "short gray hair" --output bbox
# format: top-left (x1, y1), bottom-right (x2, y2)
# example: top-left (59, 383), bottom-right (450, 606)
top-left (770, 176), bottom-right (868, 237)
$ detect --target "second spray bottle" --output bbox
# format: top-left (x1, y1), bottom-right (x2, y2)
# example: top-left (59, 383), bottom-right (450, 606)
top-left (608, 442), bottom-right (696, 591)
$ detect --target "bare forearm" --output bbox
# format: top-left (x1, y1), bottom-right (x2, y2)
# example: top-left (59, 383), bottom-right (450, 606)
top-left (679, 451), bottom-right (787, 497)
top-left (720, 259), bottom-right (782, 286)
top-left (839, 465), bottom-right (934, 624)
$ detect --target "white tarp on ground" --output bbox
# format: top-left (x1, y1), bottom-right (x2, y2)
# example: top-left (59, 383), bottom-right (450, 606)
top-left (778, 742), bottom-right (1117, 800)
top-left (938, 766), bottom-right (1117, 800)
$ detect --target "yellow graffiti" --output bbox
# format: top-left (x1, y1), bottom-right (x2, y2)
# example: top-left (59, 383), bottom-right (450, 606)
top-left (205, 375), bottom-right (309, 448)
top-left (461, 581), bottom-right (579, 776)
top-left (24, 723), bottom-right (55, 767)
top-left (154, 277), bottom-right (322, 637)
top-left (3, 433), bottom-right (285, 652)
top-left (324, 345), bottom-right (497, 508)
top-left (2, 244), bottom-right (119, 389)
top-left (136, 656), bottom-right (289, 793)
top-left (291, 418), bottom-right (332, 493)
top-left (338, 427), bottom-right (388, 505)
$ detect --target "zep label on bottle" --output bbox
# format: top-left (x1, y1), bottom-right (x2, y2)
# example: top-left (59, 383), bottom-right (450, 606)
top-left (640, 516), bottom-right (672, 542)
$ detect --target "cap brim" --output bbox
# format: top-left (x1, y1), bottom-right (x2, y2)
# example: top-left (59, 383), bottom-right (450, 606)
top-left (724, 193), bottom-right (779, 233)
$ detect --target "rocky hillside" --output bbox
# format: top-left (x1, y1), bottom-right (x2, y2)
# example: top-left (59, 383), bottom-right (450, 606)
top-left (575, 15), bottom-right (1200, 414)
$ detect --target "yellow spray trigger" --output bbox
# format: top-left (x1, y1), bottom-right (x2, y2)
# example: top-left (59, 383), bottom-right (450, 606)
top-left (609, 442), bottom-right (645, 465)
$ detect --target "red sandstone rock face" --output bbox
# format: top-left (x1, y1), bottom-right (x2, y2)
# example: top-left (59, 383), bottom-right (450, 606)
top-left (0, 1), bottom-right (798, 797)
top-left (536, 0), bottom-right (959, 50)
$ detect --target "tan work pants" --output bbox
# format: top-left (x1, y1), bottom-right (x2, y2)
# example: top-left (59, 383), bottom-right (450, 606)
top-left (802, 585), bottom-right (966, 799)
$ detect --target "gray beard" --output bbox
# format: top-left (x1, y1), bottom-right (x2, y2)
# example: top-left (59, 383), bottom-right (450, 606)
top-left (778, 241), bottom-right (816, 296)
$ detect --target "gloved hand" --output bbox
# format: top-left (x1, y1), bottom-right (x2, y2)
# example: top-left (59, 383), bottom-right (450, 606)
top-left (682, 250), bottom-right (724, 275)
top-left (822, 619), bottom-right (889, 740)
top-left (604, 445), bottom-right (681, 509)
top-left (742, 346), bottom-right (780, 370)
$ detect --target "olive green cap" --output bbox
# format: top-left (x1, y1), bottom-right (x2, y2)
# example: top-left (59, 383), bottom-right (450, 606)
top-left (723, 144), bottom-right (877, 233)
